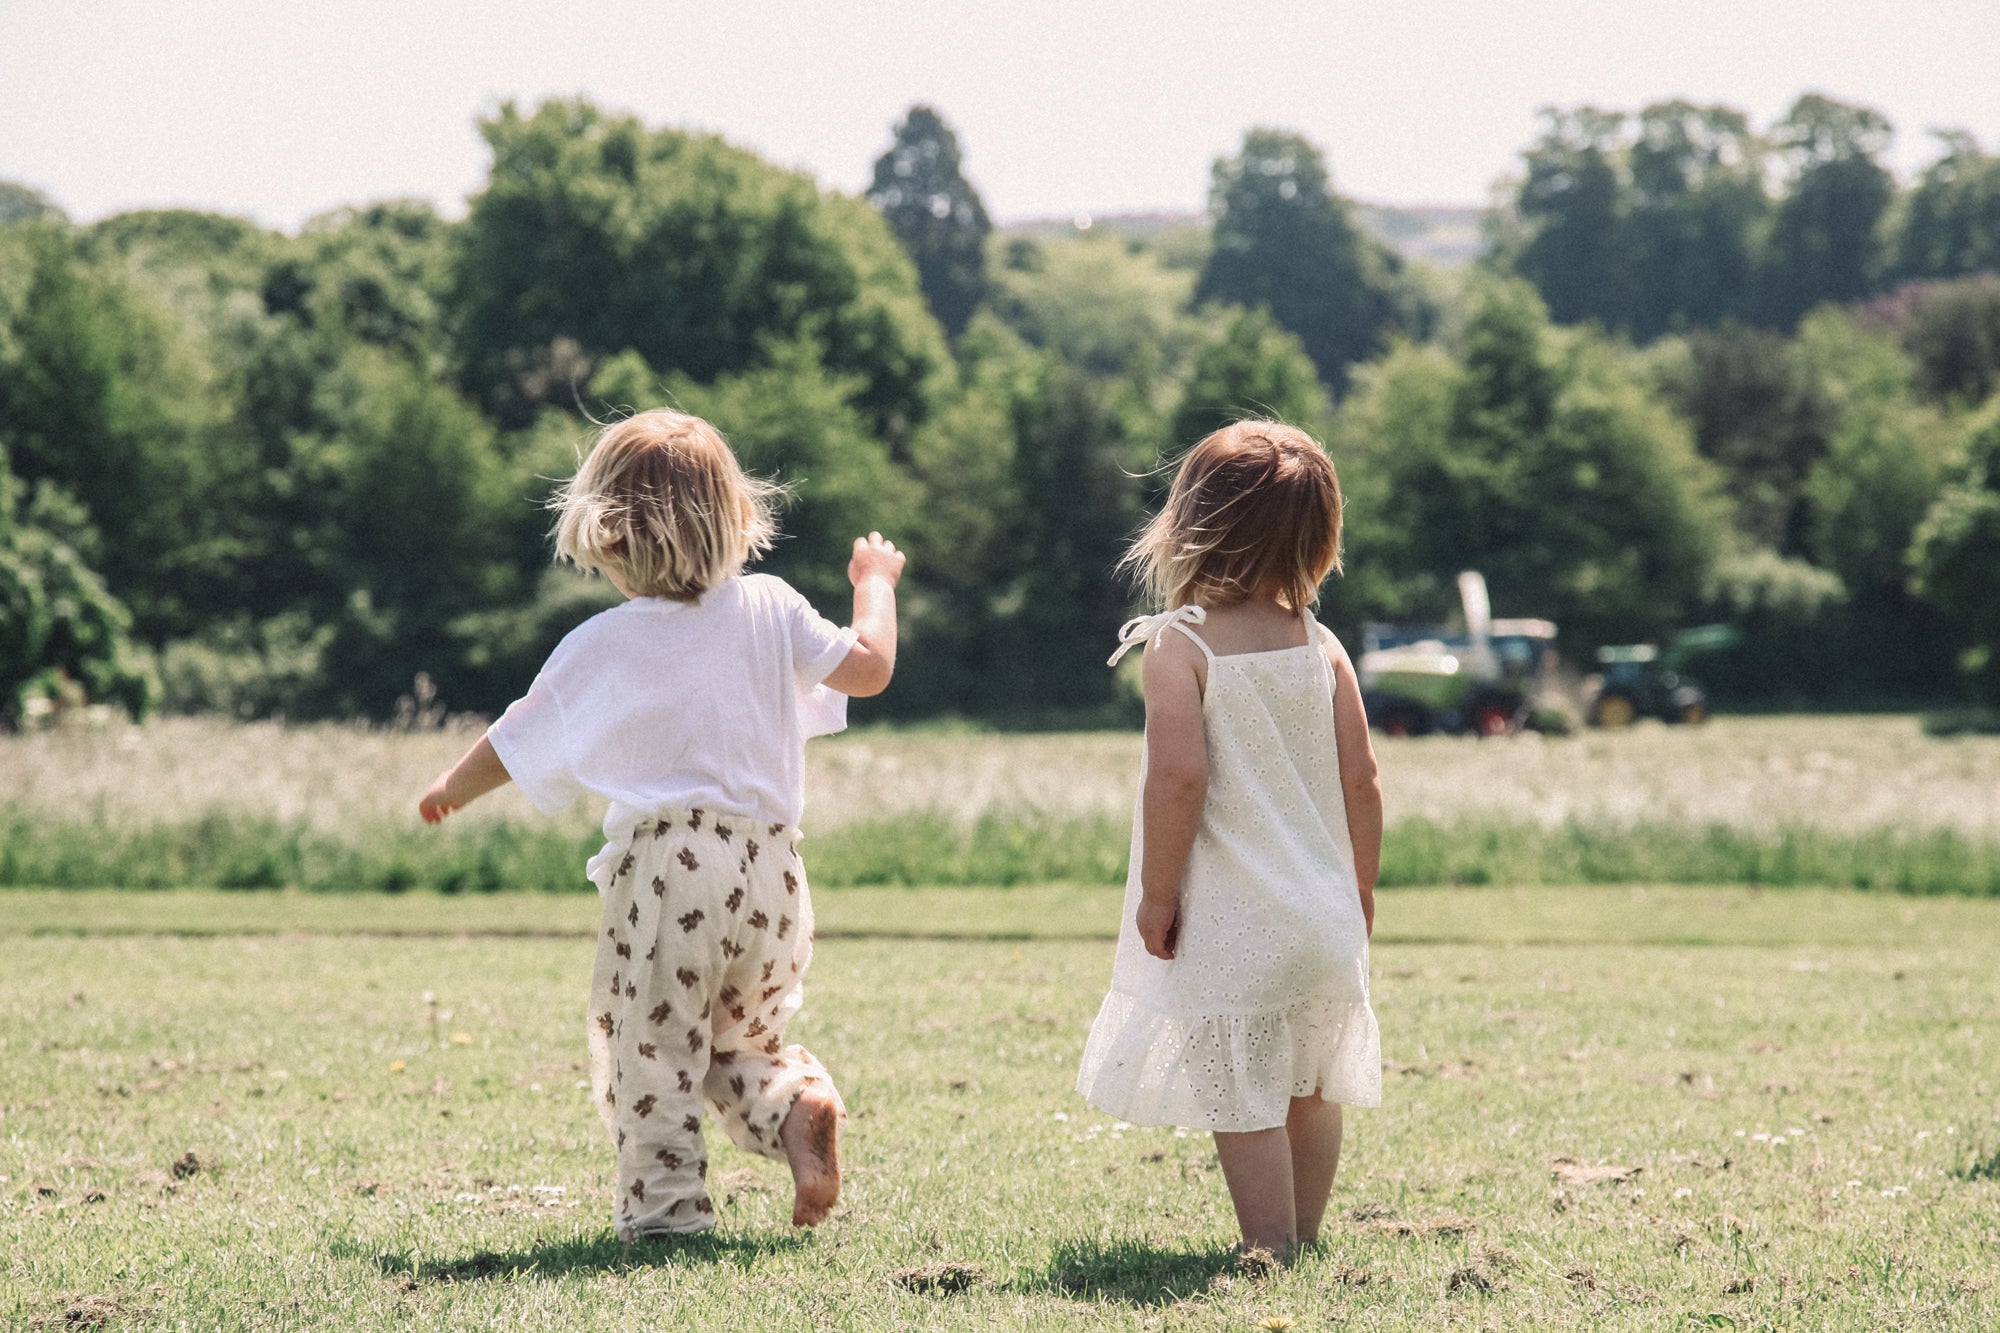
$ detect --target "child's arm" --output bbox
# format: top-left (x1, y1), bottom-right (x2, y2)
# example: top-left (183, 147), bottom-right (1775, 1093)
top-left (1136, 632), bottom-right (1208, 960)
top-left (822, 532), bottom-right (905, 698)
top-left (418, 736), bottom-right (513, 824)
top-left (1326, 638), bottom-right (1381, 936)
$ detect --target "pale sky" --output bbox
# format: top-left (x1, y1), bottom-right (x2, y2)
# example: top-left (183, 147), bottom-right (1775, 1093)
top-left (5, 0), bottom-right (1998, 231)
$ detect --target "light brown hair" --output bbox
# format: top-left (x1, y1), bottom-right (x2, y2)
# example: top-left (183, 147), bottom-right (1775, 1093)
top-left (1122, 420), bottom-right (1343, 612)
top-left (551, 410), bottom-right (780, 600)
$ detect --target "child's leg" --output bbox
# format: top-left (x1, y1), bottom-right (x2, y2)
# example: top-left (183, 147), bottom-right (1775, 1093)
top-left (699, 829), bottom-right (844, 1227)
top-left (587, 816), bottom-right (731, 1239)
top-left (776, 1073), bottom-right (842, 1226)
top-left (1286, 1095), bottom-right (1344, 1245)
top-left (1212, 1127), bottom-right (1297, 1253)
top-left (705, 1043), bottom-right (843, 1225)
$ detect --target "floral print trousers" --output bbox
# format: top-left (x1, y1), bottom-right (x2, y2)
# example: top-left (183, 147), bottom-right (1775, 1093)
top-left (586, 808), bottom-right (840, 1239)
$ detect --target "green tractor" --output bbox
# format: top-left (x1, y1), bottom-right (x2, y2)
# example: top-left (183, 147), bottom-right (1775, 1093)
top-left (1583, 625), bottom-right (1741, 727)
top-left (1359, 572), bottom-right (1560, 737)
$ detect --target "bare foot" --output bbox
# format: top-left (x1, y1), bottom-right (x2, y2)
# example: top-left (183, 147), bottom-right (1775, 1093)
top-left (1233, 1243), bottom-right (1285, 1277)
top-left (779, 1087), bottom-right (841, 1227)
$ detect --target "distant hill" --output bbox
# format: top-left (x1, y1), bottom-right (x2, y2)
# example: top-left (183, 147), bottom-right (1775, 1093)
top-left (1003, 209), bottom-right (1202, 242)
top-left (1001, 203), bottom-right (1487, 268)
top-left (1350, 202), bottom-right (1486, 268)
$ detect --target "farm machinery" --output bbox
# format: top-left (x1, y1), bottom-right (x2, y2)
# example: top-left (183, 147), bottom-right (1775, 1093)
top-left (1358, 572), bottom-right (1560, 737)
top-left (1357, 573), bottom-right (1742, 737)
top-left (1582, 625), bottom-right (1741, 727)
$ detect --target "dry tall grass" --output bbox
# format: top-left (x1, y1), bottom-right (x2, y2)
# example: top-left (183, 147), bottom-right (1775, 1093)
top-left (1376, 715), bottom-right (2000, 836)
top-left (4, 714), bottom-right (1996, 837)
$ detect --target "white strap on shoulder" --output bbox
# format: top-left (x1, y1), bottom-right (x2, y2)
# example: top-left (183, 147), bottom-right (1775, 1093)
top-left (1107, 605), bottom-right (1210, 667)
top-left (1305, 612), bottom-right (1340, 694)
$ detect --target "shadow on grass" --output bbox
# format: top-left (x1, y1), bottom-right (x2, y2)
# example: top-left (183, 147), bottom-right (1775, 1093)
top-left (338, 1229), bottom-right (810, 1285)
top-left (1031, 1236), bottom-right (1242, 1306)
top-left (1955, 1144), bottom-right (2000, 1181)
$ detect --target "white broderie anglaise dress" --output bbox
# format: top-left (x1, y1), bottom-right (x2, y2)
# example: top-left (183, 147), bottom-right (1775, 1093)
top-left (1076, 606), bottom-right (1382, 1131)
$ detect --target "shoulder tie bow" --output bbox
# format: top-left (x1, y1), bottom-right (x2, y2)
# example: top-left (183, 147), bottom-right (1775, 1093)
top-left (1107, 605), bottom-right (1207, 667)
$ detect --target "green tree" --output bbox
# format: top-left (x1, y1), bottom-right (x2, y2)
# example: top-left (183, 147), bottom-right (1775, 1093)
top-left (990, 356), bottom-right (1153, 712)
top-left (1509, 108), bottom-right (1629, 329)
top-left (81, 209), bottom-right (277, 297)
top-left (981, 233), bottom-right (1218, 711)
top-left (1794, 309), bottom-right (1961, 696)
top-left (1797, 312), bottom-right (1954, 585)
top-left (1910, 404), bottom-right (2000, 704)
top-left (72, 205), bottom-right (475, 670)
top-left (1894, 275), bottom-right (2000, 404)
top-left (1169, 306), bottom-right (1331, 449)
top-left (1196, 129), bottom-right (1416, 392)
top-left (892, 315), bottom-right (1032, 714)
top-left (1624, 102), bottom-right (1766, 339)
top-left (1757, 95), bottom-right (1896, 329)
top-left (1354, 277), bottom-right (1729, 651)
top-left (1891, 131), bottom-right (2000, 281)
top-left (987, 232), bottom-right (1206, 408)
top-left (266, 200), bottom-right (456, 359)
top-left (303, 346), bottom-right (532, 715)
top-left (0, 181), bottom-right (65, 225)
top-left (1692, 547), bottom-right (1849, 705)
top-left (0, 231), bottom-right (249, 638)
top-left (1652, 322), bottom-right (1832, 552)
top-left (0, 447), bottom-right (150, 723)
top-left (1322, 340), bottom-right (1456, 630)
top-left (454, 98), bottom-right (949, 441)
top-left (867, 105), bottom-right (993, 340)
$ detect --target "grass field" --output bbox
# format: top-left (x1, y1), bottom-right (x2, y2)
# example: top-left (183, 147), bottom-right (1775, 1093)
top-left (5, 886), bottom-right (1998, 1330)
top-left (9, 714), bottom-right (2000, 837)
top-left (4, 715), bottom-right (2000, 895)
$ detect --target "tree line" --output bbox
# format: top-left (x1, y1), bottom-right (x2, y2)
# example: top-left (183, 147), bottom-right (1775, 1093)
top-left (1500, 96), bottom-right (2000, 341)
top-left (1489, 94), bottom-right (2000, 706)
top-left (3, 93), bottom-right (1999, 726)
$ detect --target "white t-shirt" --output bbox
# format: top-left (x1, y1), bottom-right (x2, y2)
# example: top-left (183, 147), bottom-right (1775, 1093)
top-left (486, 574), bottom-right (857, 886)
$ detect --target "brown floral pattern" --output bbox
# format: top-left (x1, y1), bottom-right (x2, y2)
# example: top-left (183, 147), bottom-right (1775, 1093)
top-left (586, 810), bottom-right (837, 1241)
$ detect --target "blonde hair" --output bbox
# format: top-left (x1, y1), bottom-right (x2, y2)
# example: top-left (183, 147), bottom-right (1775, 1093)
top-left (551, 410), bottom-right (781, 600)
top-left (1122, 420), bottom-right (1343, 612)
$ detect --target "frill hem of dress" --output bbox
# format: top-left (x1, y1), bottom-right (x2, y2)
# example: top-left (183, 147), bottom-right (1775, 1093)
top-left (1075, 988), bottom-right (1382, 1132)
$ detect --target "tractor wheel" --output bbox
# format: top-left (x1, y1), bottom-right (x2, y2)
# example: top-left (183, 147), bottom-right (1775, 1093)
top-left (1473, 703), bottom-right (1514, 737)
top-left (1592, 695), bottom-right (1637, 728)
top-left (1678, 701), bottom-right (1708, 725)
top-left (1379, 706), bottom-right (1427, 738)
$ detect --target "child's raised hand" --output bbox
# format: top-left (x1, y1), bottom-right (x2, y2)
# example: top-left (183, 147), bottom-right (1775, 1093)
top-left (1136, 897), bottom-right (1180, 961)
top-left (848, 532), bottom-right (905, 589)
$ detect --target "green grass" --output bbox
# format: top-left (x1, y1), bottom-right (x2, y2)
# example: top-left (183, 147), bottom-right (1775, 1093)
top-left (5, 886), bottom-right (1999, 1329)
top-left (9, 883), bottom-right (2000, 950)
top-left (1380, 817), bottom-right (2000, 895)
top-left (7, 805), bottom-right (2000, 895)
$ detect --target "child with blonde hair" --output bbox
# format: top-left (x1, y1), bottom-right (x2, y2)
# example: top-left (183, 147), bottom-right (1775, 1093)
top-left (419, 409), bottom-right (904, 1239)
top-left (1077, 420), bottom-right (1382, 1256)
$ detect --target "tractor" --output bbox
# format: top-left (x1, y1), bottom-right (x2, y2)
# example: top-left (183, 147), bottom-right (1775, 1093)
top-left (1358, 572), bottom-right (1559, 737)
top-left (1583, 625), bottom-right (1741, 727)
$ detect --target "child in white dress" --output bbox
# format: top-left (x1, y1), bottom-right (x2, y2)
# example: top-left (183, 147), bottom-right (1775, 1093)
top-left (417, 409), bottom-right (905, 1240)
top-left (1077, 419), bottom-right (1383, 1256)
